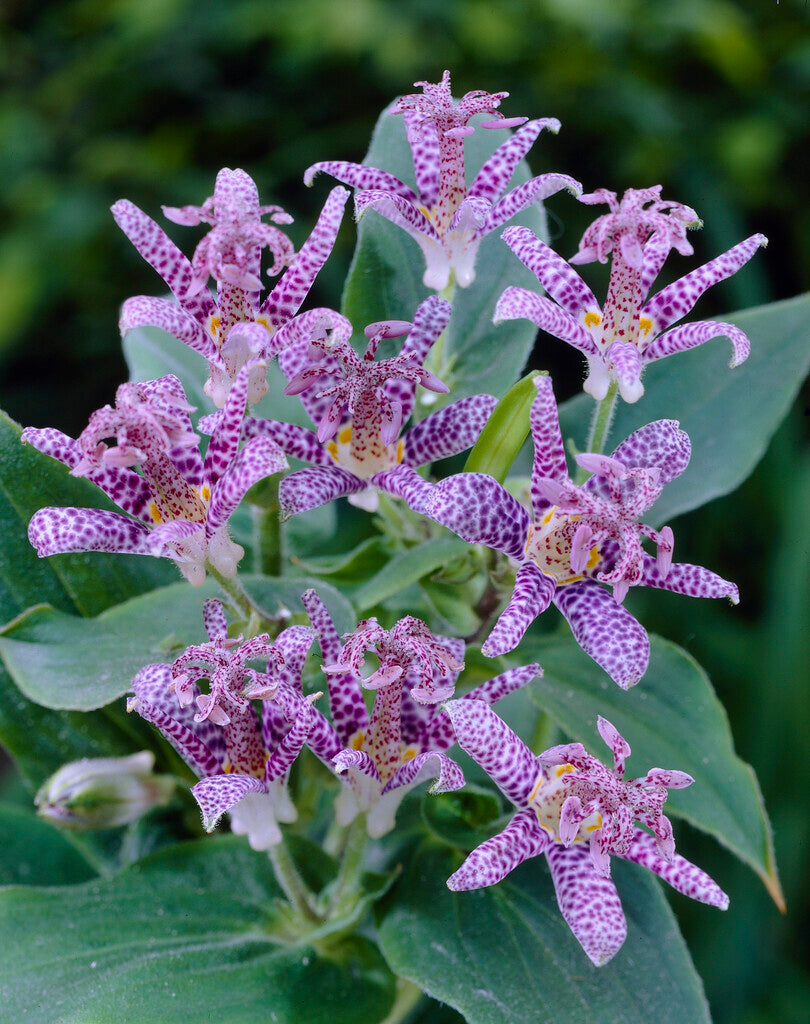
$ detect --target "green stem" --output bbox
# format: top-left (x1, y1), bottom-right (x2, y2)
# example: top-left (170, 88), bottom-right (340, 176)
top-left (327, 814), bottom-right (368, 917)
top-left (251, 503), bottom-right (282, 576)
top-left (207, 564), bottom-right (278, 636)
top-left (379, 979), bottom-right (424, 1024)
top-left (577, 380), bottom-right (619, 483)
top-left (268, 841), bottom-right (322, 923)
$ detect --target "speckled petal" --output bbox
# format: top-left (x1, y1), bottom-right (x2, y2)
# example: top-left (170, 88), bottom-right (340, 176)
top-left (553, 580), bottom-right (650, 688)
top-left (304, 161), bottom-right (419, 203)
top-left (260, 187), bottom-right (349, 325)
top-left (383, 750), bottom-right (465, 797)
top-left (642, 320), bottom-right (751, 368)
top-left (639, 554), bottom-right (739, 603)
top-left (29, 507), bottom-right (153, 557)
top-left (501, 226), bottom-right (600, 321)
top-left (274, 625), bottom-right (316, 689)
top-left (119, 296), bottom-right (220, 364)
top-left (482, 562), bottom-right (556, 657)
top-left (191, 773), bottom-right (266, 832)
top-left (443, 699), bottom-right (540, 806)
top-left (495, 286), bottom-right (599, 357)
top-left (264, 696), bottom-right (313, 784)
top-left (355, 190), bottom-right (438, 241)
top-left (530, 375), bottom-right (568, 516)
top-left (204, 360), bottom-right (258, 486)
top-left (641, 234), bottom-right (767, 336)
top-left (242, 417), bottom-right (330, 466)
top-left (484, 174), bottom-right (582, 235)
top-left (279, 464), bottom-right (365, 520)
top-left (447, 807), bottom-right (551, 890)
top-left (468, 118), bottom-right (561, 203)
top-left (590, 419), bottom-right (691, 497)
top-left (384, 295), bottom-right (452, 422)
top-left (545, 843), bottom-right (627, 967)
top-left (605, 340), bottom-right (644, 403)
top-left (403, 394), bottom-right (496, 466)
top-left (207, 436), bottom-right (288, 534)
top-left (422, 473), bottom-right (530, 560)
top-left (618, 828), bottom-right (729, 909)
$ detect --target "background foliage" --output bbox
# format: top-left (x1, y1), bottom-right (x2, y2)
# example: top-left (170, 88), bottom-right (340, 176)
top-left (1, 2), bottom-right (807, 1022)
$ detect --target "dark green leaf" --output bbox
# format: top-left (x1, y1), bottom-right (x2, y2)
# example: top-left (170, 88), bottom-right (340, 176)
top-left (353, 537), bottom-right (470, 611)
top-left (422, 785), bottom-right (503, 850)
top-left (559, 293), bottom-right (810, 524)
top-left (517, 631), bottom-right (782, 908)
top-left (0, 804), bottom-right (97, 886)
top-left (0, 836), bottom-right (395, 1024)
top-left (377, 840), bottom-right (711, 1024)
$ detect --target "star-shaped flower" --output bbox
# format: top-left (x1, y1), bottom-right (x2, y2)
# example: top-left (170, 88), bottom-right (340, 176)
top-left (443, 700), bottom-right (728, 966)
top-left (305, 71), bottom-right (580, 291)
top-left (420, 376), bottom-right (738, 687)
top-left (25, 364), bottom-right (287, 584)
top-left (496, 187), bottom-right (767, 402)
top-left (114, 167), bottom-right (349, 406)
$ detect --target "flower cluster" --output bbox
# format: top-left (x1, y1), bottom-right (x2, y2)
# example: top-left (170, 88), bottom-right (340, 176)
top-left (20, 70), bottom-right (767, 970)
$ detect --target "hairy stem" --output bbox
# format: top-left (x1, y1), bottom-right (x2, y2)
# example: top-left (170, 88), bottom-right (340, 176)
top-left (577, 379), bottom-right (619, 482)
top-left (207, 564), bottom-right (280, 635)
top-left (268, 840), bottom-right (322, 923)
top-left (327, 814), bottom-right (368, 918)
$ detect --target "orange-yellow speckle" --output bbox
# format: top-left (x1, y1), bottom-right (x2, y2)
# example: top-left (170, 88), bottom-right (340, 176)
top-left (584, 311), bottom-right (602, 329)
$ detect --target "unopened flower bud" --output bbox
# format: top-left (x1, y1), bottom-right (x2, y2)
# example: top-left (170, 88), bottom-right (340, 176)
top-left (35, 752), bottom-right (174, 830)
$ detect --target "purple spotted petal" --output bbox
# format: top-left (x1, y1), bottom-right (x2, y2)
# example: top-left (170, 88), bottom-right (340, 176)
top-left (274, 625), bottom-right (316, 689)
top-left (447, 807), bottom-right (551, 891)
top-left (501, 226), bottom-right (600, 321)
top-left (29, 507), bottom-right (153, 557)
top-left (423, 473), bottom-right (530, 560)
top-left (403, 394), bottom-right (496, 467)
top-left (545, 843), bottom-right (627, 967)
top-left (111, 200), bottom-right (215, 321)
top-left (484, 174), bottom-right (582, 235)
top-left (119, 296), bottom-right (220, 364)
top-left (424, 663), bottom-right (542, 752)
top-left (333, 749), bottom-right (381, 785)
top-left (482, 562), bottom-right (556, 657)
top-left (260, 187), bottom-right (349, 325)
top-left (530, 375), bottom-right (568, 516)
top-left (304, 161), bottom-right (419, 203)
top-left (370, 465), bottom-right (431, 511)
top-left (204, 361), bottom-right (258, 486)
top-left (355, 190), bottom-right (437, 242)
top-left (619, 828), bottom-right (729, 909)
top-left (242, 417), bottom-right (330, 466)
top-left (383, 295), bottom-right (452, 422)
top-left (383, 750), bottom-right (465, 797)
top-left (495, 287), bottom-right (599, 358)
top-left (264, 697), bottom-right (313, 784)
top-left (605, 340), bottom-right (643, 403)
top-left (468, 118), bottom-right (561, 203)
top-left (553, 580), bottom-right (650, 688)
top-left (641, 234), bottom-right (767, 335)
top-left (591, 419), bottom-right (691, 495)
top-left (639, 555), bottom-right (739, 603)
top-left (206, 436), bottom-right (287, 535)
top-left (191, 773), bottom-right (266, 832)
top-left (279, 464), bottom-right (365, 520)
top-left (642, 319), bottom-right (751, 368)
top-left (203, 599), bottom-right (228, 641)
top-left (443, 699), bottom-right (540, 806)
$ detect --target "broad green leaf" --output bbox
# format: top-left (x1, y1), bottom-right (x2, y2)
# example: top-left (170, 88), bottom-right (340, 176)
top-left (0, 836), bottom-right (395, 1024)
top-left (353, 537), bottom-right (470, 611)
top-left (0, 410), bottom-right (174, 623)
top-left (422, 786), bottom-right (503, 850)
top-left (377, 840), bottom-right (711, 1024)
top-left (558, 292), bottom-right (810, 524)
top-left (341, 108), bottom-right (554, 400)
top-left (0, 804), bottom-right (97, 886)
top-left (0, 576), bottom-right (355, 712)
top-left (517, 631), bottom-right (782, 908)
top-left (291, 536), bottom-right (393, 584)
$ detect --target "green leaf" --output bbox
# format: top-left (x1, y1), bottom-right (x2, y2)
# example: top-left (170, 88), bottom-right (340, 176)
top-left (0, 410), bottom-right (174, 623)
top-left (559, 292), bottom-right (810, 524)
top-left (0, 836), bottom-right (395, 1024)
top-left (0, 804), bottom-right (97, 886)
top-left (517, 631), bottom-right (783, 908)
top-left (377, 840), bottom-right (711, 1024)
top-left (291, 536), bottom-right (393, 584)
top-left (341, 108), bottom-right (553, 400)
top-left (353, 537), bottom-right (470, 611)
top-left (422, 785), bottom-right (503, 850)
top-left (0, 576), bottom-right (356, 712)
top-left (464, 370), bottom-right (541, 481)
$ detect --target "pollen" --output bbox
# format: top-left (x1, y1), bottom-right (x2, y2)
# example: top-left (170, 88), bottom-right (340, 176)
top-left (584, 311), bottom-right (602, 329)
top-left (209, 315), bottom-right (221, 338)
top-left (150, 502), bottom-right (163, 524)
top-left (350, 730), bottom-right (365, 751)
top-left (338, 426), bottom-right (353, 445)
top-left (638, 316), bottom-right (653, 337)
top-left (200, 484), bottom-right (211, 502)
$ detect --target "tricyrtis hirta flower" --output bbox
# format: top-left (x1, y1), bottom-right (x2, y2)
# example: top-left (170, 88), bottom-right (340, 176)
top-left (234, 295), bottom-right (496, 515)
top-left (297, 590), bottom-right (541, 838)
top-left (421, 376), bottom-right (738, 687)
top-left (114, 167), bottom-right (349, 406)
top-left (305, 70), bottom-right (580, 291)
top-left (496, 186), bottom-right (767, 402)
top-left (129, 598), bottom-right (319, 850)
top-left (444, 700), bottom-right (728, 966)
top-left (25, 366), bottom-right (287, 584)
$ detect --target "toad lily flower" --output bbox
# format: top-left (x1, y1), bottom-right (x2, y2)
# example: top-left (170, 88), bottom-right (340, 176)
top-left (444, 700), bottom-right (728, 966)
top-left (421, 376), bottom-right (738, 687)
top-left (233, 295), bottom-right (496, 515)
top-left (128, 599), bottom-right (321, 850)
top-left (25, 365), bottom-right (287, 585)
top-left (496, 186), bottom-right (767, 402)
top-left (297, 590), bottom-right (542, 838)
top-left (305, 70), bottom-right (580, 291)
top-left (114, 167), bottom-right (349, 406)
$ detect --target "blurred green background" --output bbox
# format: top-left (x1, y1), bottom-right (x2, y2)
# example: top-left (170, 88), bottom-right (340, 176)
top-left (1, 1), bottom-right (807, 1021)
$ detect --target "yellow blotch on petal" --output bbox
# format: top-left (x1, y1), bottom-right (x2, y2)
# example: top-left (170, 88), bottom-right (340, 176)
top-left (350, 731), bottom-right (365, 751)
top-left (639, 316), bottom-right (653, 337)
top-left (585, 813), bottom-right (603, 833)
top-left (255, 316), bottom-right (271, 332)
top-left (584, 311), bottom-right (602, 329)
top-left (524, 523), bottom-right (534, 554)
top-left (209, 315), bottom-right (221, 338)
top-left (402, 746), bottom-right (418, 763)
top-left (396, 439), bottom-right (404, 464)
top-left (338, 426), bottom-right (353, 445)
top-left (554, 764), bottom-right (574, 778)
top-left (586, 545), bottom-right (600, 571)
top-left (149, 502), bottom-right (163, 524)
top-left (200, 484), bottom-right (211, 503)
top-left (326, 441), bottom-right (339, 461)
